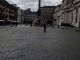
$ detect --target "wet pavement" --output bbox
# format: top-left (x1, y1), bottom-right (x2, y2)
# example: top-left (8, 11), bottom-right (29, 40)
top-left (0, 25), bottom-right (80, 60)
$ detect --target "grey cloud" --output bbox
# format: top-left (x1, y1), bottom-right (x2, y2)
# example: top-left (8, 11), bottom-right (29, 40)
top-left (6, 0), bottom-right (62, 11)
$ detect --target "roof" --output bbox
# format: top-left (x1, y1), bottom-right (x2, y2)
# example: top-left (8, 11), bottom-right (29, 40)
top-left (0, 0), bottom-right (17, 9)
top-left (40, 6), bottom-right (56, 8)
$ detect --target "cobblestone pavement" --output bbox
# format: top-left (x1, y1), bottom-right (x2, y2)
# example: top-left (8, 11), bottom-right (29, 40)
top-left (0, 25), bottom-right (80, 60)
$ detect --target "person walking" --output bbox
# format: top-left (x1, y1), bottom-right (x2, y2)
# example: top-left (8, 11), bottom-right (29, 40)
top-left (51, 21), bottom-right (54, 29)
top-left (43, 24), bottom-right (46, 32)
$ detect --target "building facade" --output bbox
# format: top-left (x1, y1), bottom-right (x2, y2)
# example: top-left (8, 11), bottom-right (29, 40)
top-left (40, 6), bottom-right (56, 25)
top-left (62, 0), bottom-right (80, 27)
top-left (54, 5), bottom-right (62, 26)
top-left (23, 9), bottom-right (37, 24)
top-left (17, 7), bottom-right (23, 24)
top-left (21, 10), bottom-right (24, 24)
top-left (0, 0), bottom-right (17, 24)
top-left (54, 0), bottom-right (80, 28)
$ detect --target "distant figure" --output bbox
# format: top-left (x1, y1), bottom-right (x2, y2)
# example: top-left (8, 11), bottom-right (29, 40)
top-left (13, 22), bottom-right (17, 26)
top-left (10, 23), bottom-right (13, 27)
top-left (15, 23), bottom-right (17, 26)
top-left (30, 23), bottom-right (32, 27)
top-left (11, 25), bottom-right (13, 27)
top-left (76, 22), bottom-right (80, 32)
top-left (61, 19), bottom-right (64, 29)
top-left (58, 20), bottom-right (61, 28)
top-left (43, 24), bottom-right (46, 32)
top-left (52, 25), bottom-right (53, 29)
top-left (51, 23), bottom-right (53, 29)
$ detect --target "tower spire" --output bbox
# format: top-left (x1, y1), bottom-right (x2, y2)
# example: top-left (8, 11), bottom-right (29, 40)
top-left (38, 0), bottom-right (41, 10)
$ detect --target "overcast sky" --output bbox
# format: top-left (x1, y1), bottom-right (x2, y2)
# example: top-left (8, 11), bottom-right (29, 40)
top-left (6, 0), bottom-right (62, 11)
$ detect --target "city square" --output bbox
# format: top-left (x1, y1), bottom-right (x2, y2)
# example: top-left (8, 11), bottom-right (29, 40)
top-left (0, 25), bottom-right (80, 60)
top-left (0, 0), bottom-right (80, 60)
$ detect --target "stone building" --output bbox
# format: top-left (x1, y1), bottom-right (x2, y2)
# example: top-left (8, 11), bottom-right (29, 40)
top-left (54, 0), bottom-right (80, 28)
top-left (0, 0), bottom-right (17, 25)
top-left (17, 7), bottom-right (23, 24)
top-left (21, 10), bottom-right (24, 24)
top-left (61, 0), bottom-right (74, 26)
top-left (62, 0), bottom-right (80, 27)
top-left (23, 9), bottom-right (37, 25)
top-left (54, 5), bottom-right (62, 26)
top-left (40, 6), bottom-right (56, 25)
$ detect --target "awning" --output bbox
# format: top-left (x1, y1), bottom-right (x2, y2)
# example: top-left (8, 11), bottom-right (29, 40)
top-left (11, 21), bottom-right (17, 23)
top-left (0, 20), bottom-right (5, 22)
top-left (7, 20), bottom-right (17, 23)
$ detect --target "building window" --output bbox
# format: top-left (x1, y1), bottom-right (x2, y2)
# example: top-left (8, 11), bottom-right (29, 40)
top-left (76, 8), bottom-right (78, 22)
top-left (71, 12), bottom-right (73, 23)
